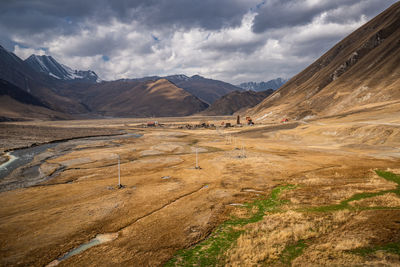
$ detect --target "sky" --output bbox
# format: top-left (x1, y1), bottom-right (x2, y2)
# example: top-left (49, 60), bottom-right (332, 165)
top-left (0, 0), bottom-right (397, 84)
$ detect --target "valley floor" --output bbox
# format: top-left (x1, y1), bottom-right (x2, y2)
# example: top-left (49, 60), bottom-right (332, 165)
top-left (0, 113), bottom-right (399, 266)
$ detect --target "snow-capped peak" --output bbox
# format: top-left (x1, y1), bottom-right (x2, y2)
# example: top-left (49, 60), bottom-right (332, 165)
top-left (166, 74), bottom-right (190, 81)
top-left (25, 54), bottom-right (101, 83)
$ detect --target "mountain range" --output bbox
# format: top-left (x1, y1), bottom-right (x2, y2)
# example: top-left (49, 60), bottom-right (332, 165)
top-left (130, 74), bottom-right (243, 104)
top-left (0, 46), bottom-right (252, 120)
top-left (237, 78), bottom-right (287, 91)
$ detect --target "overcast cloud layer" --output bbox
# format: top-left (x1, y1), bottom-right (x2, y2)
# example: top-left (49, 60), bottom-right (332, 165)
top-left (0, 0), bottom-right (397, 84)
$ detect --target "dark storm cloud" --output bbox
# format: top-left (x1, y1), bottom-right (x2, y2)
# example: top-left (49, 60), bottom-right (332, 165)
top-left (0, 1), bottom-right (95, 34)
top-left (60, 33), bottom-right (125, 57)
top-left (0, 0), bottom-right (252, 42)
top-left (130, 0), bottom-right (251, 30)
top-left (59, 29), bottom-right (154, 57)
top-left (251, 0), bottom-right (396, 33)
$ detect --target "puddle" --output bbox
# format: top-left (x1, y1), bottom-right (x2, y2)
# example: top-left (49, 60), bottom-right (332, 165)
top-left (21, 164), bottom-right (41, 178)
top-left (161, 176), bottom-right (171, 180)
top-left (242, 188), bottom-right (264, 193)
top-left (46, 233), bottom-right (118, 266)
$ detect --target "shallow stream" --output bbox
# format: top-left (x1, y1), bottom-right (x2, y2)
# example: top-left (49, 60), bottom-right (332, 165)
top-left (0, 143), bottom-right (58, 179)
top-left (0, 133), bottom-right (142, 190)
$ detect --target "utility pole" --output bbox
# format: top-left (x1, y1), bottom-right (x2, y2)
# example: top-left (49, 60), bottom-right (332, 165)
top-left (118, 155), bottom-right (121, 187)
top-left (226, 134), bottom-right (232, 145)
top-left (241, 144), bottom-right (246, 158)
top-left (195, 147), bottom-right (200, 169)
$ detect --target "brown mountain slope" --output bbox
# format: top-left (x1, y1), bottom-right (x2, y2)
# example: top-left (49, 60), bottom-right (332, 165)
top-left (0, 79), bottom-right (71, 121)
top-left (132, 75), bottom-right (243, 104)
top-left (251, 2), bottom-right (400, 122)
top-left (202, 89), bottom-right (273, 115)
top-left (167, 75), bottom-right (243, 104)
top-left (80, 79), bottom-right (209, 117)
top-left (0, 96), bottom-right (72, 121)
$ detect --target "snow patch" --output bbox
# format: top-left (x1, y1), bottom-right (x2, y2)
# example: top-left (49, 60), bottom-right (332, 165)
top-left (303, 115), bottom-right (315, 120)
top-left (49, 73), bottom-right (61, 79)
top-left (256, 112), bottom-right (273, 121)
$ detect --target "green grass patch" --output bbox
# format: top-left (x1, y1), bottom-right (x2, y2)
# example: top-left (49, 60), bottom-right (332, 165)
top-left (348, 242), bottom-right (400, 256)
top-left (309, 190), bottom-right (394, 212)
top-left (279, 239), bottom-right (308, 265)
top-left (165, 185), bottom-right (296, 267)
top-left (375, 170), bottom-right (400, 188)
top-left (308, 170), bottom-right (400, 212)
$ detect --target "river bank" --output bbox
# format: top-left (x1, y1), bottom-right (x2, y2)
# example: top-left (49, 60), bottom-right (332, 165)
top-left (0, 123), bottom-right (123, 153)
top-left (0, 133), bottom-right (142, 192)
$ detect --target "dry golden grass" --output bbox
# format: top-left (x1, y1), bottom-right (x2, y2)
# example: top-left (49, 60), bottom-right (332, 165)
top-left (224, 210), bottom-right (354, 266)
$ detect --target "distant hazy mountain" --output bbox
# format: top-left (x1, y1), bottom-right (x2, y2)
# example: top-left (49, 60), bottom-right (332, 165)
top-left (130, 74), bottom-right (242, 104)
top-left (202, 89), bottom-right (273, 115)
top-left (238, 78), bottom-right (287, 91)
top-left (25, 55), bottom-right (100, 83)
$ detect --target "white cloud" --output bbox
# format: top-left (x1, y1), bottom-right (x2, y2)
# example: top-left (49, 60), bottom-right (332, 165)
top-left (13, 45), bottom-right (46, 60)
top-left (9, 1), bottom-right (396, 84)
